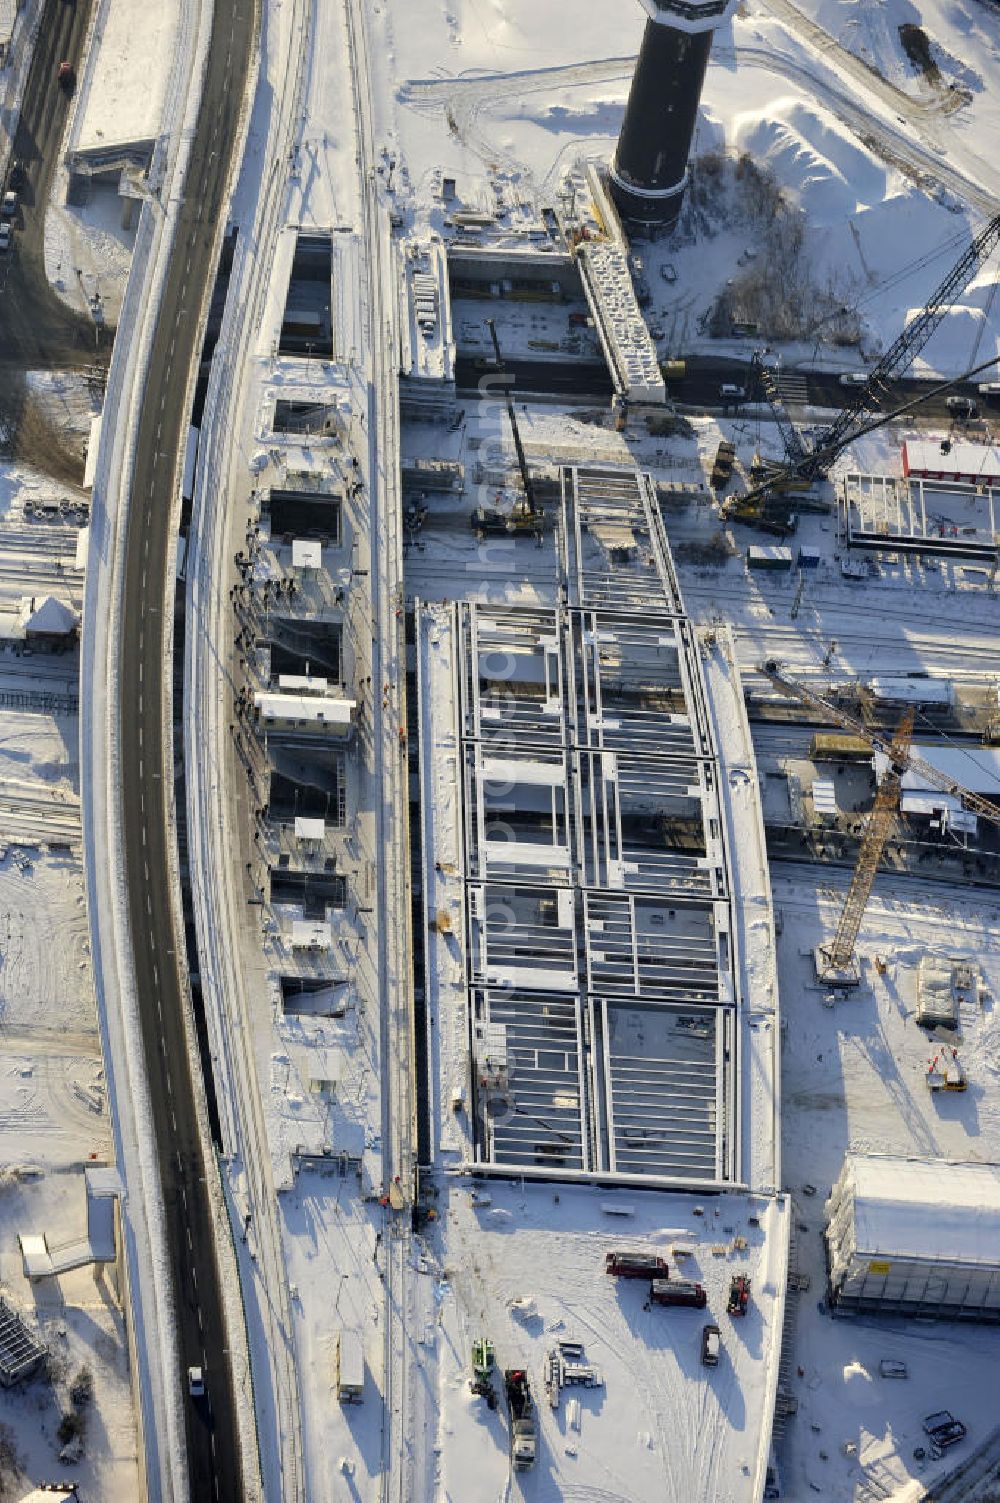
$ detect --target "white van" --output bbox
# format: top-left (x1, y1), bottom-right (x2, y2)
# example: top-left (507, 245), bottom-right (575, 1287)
top-left (336, 1330), bottom-right (364, 1402)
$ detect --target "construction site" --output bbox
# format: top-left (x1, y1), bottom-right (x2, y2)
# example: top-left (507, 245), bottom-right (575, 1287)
top-left (6, 0), bottom-right (1000, 1497)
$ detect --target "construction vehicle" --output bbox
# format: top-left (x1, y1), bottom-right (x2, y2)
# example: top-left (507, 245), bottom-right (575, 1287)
top-left (727, 1274), bottom-right (751, 1316)
top-left (470, 1336), bottom-right (497, 1407)
top-left (504, 1368), bottom-right (537, 1469)
top-left (927, 1048), bottom-right (967, 1092)
top-left (470, 319), bottom-right (545, 542)
top-left (727, 215), bottom-right (1000, 520)
top-left (760, 662), bottom-right (1000, 973)
top-left (605, 1250), bottom-right (669, 1279)
top-left (651, 1278), bottom-right (707, 1309)
top-left (710, 440), bottom-right (736, 491)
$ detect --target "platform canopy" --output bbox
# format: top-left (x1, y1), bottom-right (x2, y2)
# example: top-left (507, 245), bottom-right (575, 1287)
top-left (847, 1156), bottom-right (1000, 1266)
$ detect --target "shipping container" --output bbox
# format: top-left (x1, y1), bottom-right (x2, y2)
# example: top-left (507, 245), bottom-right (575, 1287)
top-left (747, 545), bottom-right (793, 571)
top-left (809, 733), bottom-right (873, 764)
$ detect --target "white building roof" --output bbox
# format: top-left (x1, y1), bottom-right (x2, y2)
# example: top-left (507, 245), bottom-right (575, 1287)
top-left (277, 674), bottom-right (329, 693)
top-left (811, 778), bottom-right (837, 814)
top-left (291, 539), bottom-right (322, 569)
top-left (254, 691), bottom-right (355, 726)
top-left (291, 920), bottom-right (332, 950)
top-left (866, 677), bottom-right (953, 705)
top-left (480, 756), bottom-right (565, 788)
top-left (294, 816), bottom-right (326, 841)
top-left (900, 789), bottom-right (961, 816)
top-left (904, 439), bottom-right (1000, 481)
top-left (902, 743), bottom-right (1000, 797)
top-left (847, 1155), bottom-right (1000, 1265)
top-left (24, 595), bottom-right (78, 636)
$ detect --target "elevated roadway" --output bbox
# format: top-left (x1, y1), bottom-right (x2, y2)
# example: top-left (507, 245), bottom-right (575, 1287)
top-left (115, 0), bottom-right (256, 1497)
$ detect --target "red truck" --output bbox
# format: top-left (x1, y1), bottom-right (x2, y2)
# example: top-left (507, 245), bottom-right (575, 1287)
top-left (651, 1279), bottom-right (707, 1310)
top-left (605, 1251), bottom-right (668, 1280)
top-left (727, 1274), bottom-right (751, 1317)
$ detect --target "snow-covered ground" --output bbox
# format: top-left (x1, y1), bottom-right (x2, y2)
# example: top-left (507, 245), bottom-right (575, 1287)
top-left (773, 875), bottom-right (1000, 1501)
top-left (371, 0), bottom-right (1000, 376)
top-left (0, 550), bottom-right (139, 1494)
top-left (432, 1180), bottom-right (786, 1503)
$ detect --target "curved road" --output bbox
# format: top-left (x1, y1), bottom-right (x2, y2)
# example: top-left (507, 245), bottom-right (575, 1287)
top-left (116, 0), bottom-right (255, 1498)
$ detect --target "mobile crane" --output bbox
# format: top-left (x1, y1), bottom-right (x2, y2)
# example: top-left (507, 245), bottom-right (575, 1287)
top-left (471, 320), bottom-right (546, 542)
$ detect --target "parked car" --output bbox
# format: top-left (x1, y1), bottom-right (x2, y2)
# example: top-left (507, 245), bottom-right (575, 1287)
top-left (7, 159), bottom-right (25, 192)
top-left (1, 191), bottom-right (16, 219)
top-left (931, 1421), bottom-right (967, 1451)
top-left (0, 224), bottom-right (11, 254)
top-left (701, 1323), bottom-right (721, 1366)
top-left (946, 395), bottom-right (977, 418)
top-left (605, 1250), bottom-right (668, 1279)
top-left (839, 371), bottom-right (868, 386)
top-left (719, 383), bottom-right (746, 401)
top-left (923, 1411), bottom-right (966, 1446)
top-left (57, 61), bottom-right (75, 90)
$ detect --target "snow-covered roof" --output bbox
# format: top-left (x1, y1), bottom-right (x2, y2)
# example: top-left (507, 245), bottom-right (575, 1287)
top-left (481, 755), bottom-right (565, 787)
top-left (276, 674), bottom-right (328, 694)
top-left (902, 744), bottom-right (1000, 797)
top-left (903, 439), bottom-right (1000, 482)
top-left (254, 691), bottom-right (355, 727)
top-left (866, 677), bottom-right (953, 705)
top-left (900, 789), bottom-right (961, 816)
top-left (291, 539), bottom-right (322, 569)
top-left (847, 1156), bottom-right (1000, 1265)
top-left (291, 921), bottom-right (332, 950)
top-left (23, 595), bottom-right (78, 636)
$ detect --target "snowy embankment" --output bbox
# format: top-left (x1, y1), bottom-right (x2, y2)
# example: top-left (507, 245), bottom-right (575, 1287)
top-left (78, 0), bottom-right (227, 1497)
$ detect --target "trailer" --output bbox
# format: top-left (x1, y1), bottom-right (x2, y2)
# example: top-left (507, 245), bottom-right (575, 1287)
top-left (651, 1278), bottom-right (707, 1309)
top-left (335, 1329), bottom-right (364, 1402)
top-left (504, 1369), bottom-right (537, 1470)
top-left (605, 1250), bottom-right (668, 1279)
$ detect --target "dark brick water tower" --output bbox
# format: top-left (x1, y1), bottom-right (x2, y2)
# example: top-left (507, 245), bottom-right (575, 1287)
top-left (610, 0), bottom-right (735, 229)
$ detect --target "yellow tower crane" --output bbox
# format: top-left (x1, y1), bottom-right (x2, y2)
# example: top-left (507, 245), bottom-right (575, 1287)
top-left (759, 663), bottom-right (1000, 974)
